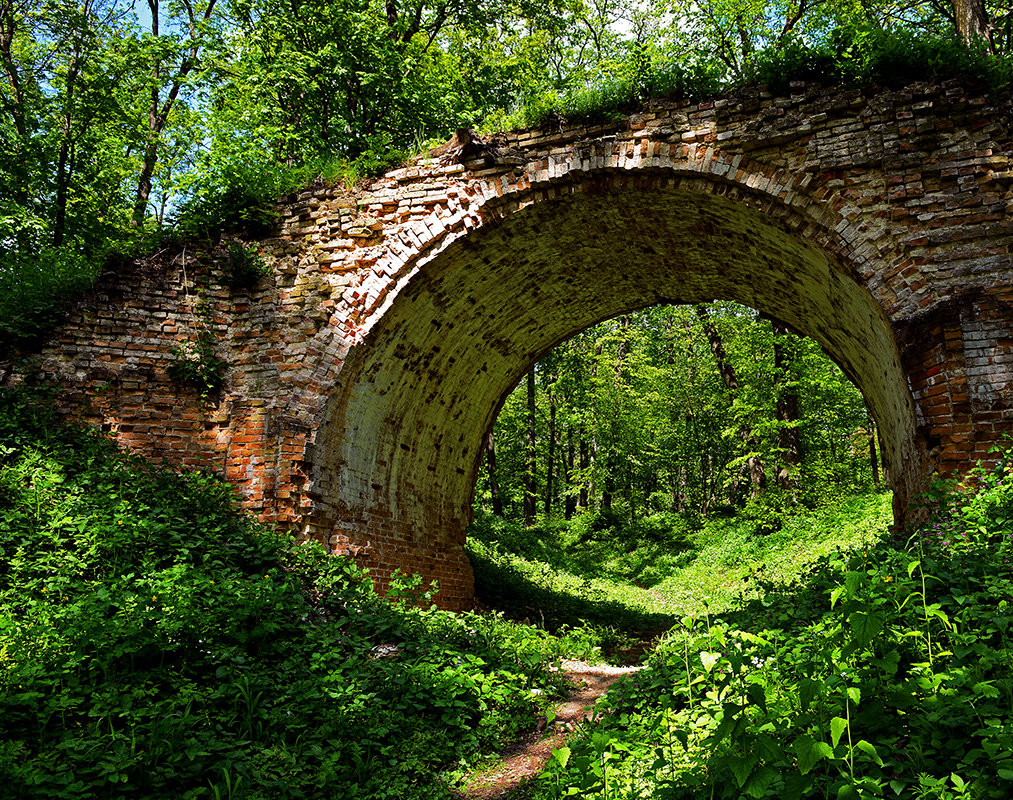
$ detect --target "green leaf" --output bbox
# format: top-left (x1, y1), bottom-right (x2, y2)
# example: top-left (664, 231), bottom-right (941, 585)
top-left (700, 651), bottom-right (721, 673)
top-left (856, 740), bottom-right (884, 766)
top-left (830, 716), bottom-right (848, 749)
top-left (846, 686), bottom-right (861, 706)
top-left (838, 784), bottom-right (860, 800)
top-left (756, 733), bottom-right (783, 762)
top-left (729, 754), bottom-right (758, 787)
top-left (746, 682), bottom-right (767, 714)
top-left (793, 735), bottom-right (832, 775)
top-left (830, 585), bottom-right (846, 609)
top-left (799, 678), bottom-right (821, 712)
top-left (551, 746), bottom-right (571, 768)
top-left (744, 766), bottom-right (778, 797)
top-left (907, 559), bottom-right (921, 578)
top-left (850, 611), bottom-right (885, 646)
top-left (973, 681), bottom-right (1000, 698)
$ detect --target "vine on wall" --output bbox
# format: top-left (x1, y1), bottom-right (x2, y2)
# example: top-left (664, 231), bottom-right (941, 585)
top-left (167, 250), bottom-right (228, 401)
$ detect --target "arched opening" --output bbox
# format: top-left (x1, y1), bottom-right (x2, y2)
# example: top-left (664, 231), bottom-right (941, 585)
top-left (473, 301), bottom-right (886, 527)
top-left (312, 175), bottom-right (920, 605)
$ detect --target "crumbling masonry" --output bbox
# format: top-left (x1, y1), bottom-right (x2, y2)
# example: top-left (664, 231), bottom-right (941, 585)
top-left (10, 80), bottom-right (1013, 609)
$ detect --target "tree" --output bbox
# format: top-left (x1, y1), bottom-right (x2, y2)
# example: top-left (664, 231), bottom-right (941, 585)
top-left (695, 304), bottom-right (766, 500)
top-left (130, 0), bottom-right (223, 226)
top-left (952, 0), bottom-right (991, 47)
top-left (523, 366), bottom-right (537, 526)
top-left (768, 316), bottom-right (803, 496)
top-left (476, 301), bottom-right (878, 525)
top-left (484, 429), bottom-right (503, 516)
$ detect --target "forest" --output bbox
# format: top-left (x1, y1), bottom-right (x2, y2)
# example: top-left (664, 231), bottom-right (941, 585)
top-left (476, 303), bottom-right (879, 534)
top-left (4, 0), bottom-right (1013, 798)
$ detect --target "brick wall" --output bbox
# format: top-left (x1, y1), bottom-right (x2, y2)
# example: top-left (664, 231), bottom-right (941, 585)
top-left (6, 79), bottom-right (1013, 610)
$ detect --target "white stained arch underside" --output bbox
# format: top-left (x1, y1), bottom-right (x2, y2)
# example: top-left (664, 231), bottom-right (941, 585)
top-left (314, 182), bottom-right (917, 547)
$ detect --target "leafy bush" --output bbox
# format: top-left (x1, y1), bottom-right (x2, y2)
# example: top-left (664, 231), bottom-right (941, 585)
top-left (0, 245), bottom-right (97, 355)
top-left (0, 388), bottom-right (579, 799)
top-left (224, 241), bottom-right (270, 291)
top-left (531, 460), bottom-right (1013, 798)
top-left (167, 330), bottom-right (228, 399)
top-left (169, 156), bottom-right (296, 241)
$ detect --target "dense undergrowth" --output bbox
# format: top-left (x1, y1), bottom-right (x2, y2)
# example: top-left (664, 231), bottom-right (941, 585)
top-left (4, 381), bottom-right (1011, 799)
top-left (0, 388), bottom-right (599, 799)
top-left (524, 469), bottom-right (1013, 798)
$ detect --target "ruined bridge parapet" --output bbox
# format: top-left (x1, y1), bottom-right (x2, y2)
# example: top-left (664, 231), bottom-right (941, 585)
top-left (10, 80), bottom-right (1013, 609)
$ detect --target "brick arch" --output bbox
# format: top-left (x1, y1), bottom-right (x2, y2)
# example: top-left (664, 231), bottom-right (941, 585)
top-left (310, 165), bottom-right (921, 606)
top-left (19, 83), bottom-right (1013, 609)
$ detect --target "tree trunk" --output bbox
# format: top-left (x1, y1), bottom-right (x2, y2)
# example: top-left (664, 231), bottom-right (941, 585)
top-left (0, 0), bottom-right (30, 205)
top-left (545, 390), bottom-right (556, 517)
top-left (132, 0), bottom-right (217, 227)
top-left (579, 436), bottom-right (589, 509)
top-left (867, 417), bottom-right (880, 490)
top-left (524, 367), bottom-right (537, 527)
top-left (695, 305), bottom-right (766, 499)
top-left (484, 430), bottom-right (503, 517)
top-left (769, 318), bottom-right (803, 497)
top-left (565, 429), bottom-right (577, 519)
top-left (952, 0), bottom-right (991, 47)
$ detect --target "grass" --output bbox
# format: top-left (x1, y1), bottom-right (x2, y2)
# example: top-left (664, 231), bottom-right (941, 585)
top-left (467, 493), bottom-right (893, 626)
top-left (653, 494), bottom-right (893, 615)
top-left (483, 23), bottom-right (1013, 134)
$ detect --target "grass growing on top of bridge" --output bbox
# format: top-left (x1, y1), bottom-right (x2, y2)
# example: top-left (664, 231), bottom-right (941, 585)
top-left (482, 23), bottom-right (1013, 133)
top-left (0, 387), bottom-right (601, 800)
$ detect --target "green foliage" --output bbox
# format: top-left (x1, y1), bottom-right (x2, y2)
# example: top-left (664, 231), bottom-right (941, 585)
top-left (530, 460), bottom-right (1013, 798)
top-left (750, 24), bottom-right (1013, 94)
top-left (484, 58), bottom-right (724, 131)
top-left (467, 493), bottom-right (891, 639)
top-left (480, 303), bottom-right (878, 526)
top-left (167, 330), bottom-right (228, 400)
top-left (224, 242), bottom-right (270, 291)
top-left (467, 512), bottom-right (678, 638)
top-left (0, 388), bottom-right (581, 799)
top-left (0, 246), bottom-right (97, 354)
top-left (169, 157), bottom-right (297, 241)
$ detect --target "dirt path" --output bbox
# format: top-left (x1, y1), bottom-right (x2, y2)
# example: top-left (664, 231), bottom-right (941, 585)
top-left (454, 660), bottom-right (644, 799)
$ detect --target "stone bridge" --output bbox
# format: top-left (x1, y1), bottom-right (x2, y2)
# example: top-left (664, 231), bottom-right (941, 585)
top-left (11, 80), bottom-right (1013, 609)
